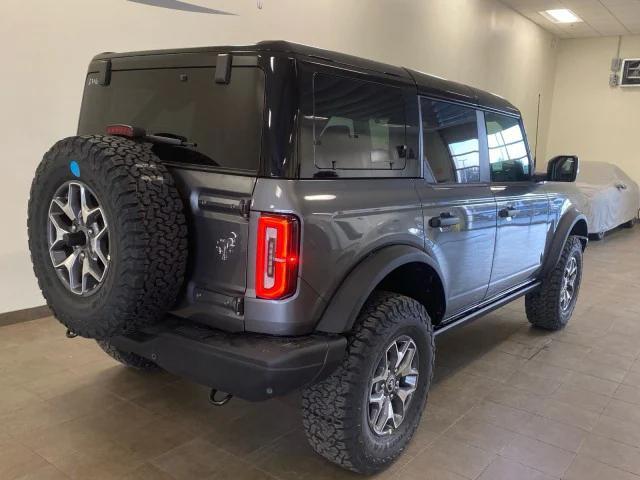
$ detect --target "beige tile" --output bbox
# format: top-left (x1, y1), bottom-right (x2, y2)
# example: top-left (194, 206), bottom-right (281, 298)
top-left (252, 429), bottom-right (335, 480)
top-left (0, 402), bottom-right (79, 436)
top-left (496, 339), bottom-right (543, 359)
top-left (485, 385), bottom-right (545, 414)
top-left (615, 384), bottom-right (640, 406)
top-left (398, 464), bottom-right (467, 480)
top-left (0, 443), bottom-right (49, 480)
top-left (565, 455), bottom-right (640, 480)
top-left (549, 384), bottom-right (611, 415)
top-left (0, 385), bottom-right (47, 415)
top-left (537, 398), bottom-right (600, 431)
top-left (564, 370), bottom-right (620, 396)
top-left (592, 415), bottom-right (640, 448)
top-left (151, 437), bottom-right (247, 480)
top-left (506, 370), bottom-right (562, 395)
top-left (205, 400), bottom-right (299, 457)
top-left (578, 434), bottom-right (640, 476)
top-left (477, 456), bottom-right (555, 480)
top-left (501, 432), bottom-right (575, 477)
top-left (516, 358), bottom-right (573, 382)
top-left (623, 371), bottom-right (640, 388)
top-left (443, 416), bottom-right (515, 454)
top-left (604, 398), bottom-right (640, 426)
top-left (464, 400), bottom-right (534, 432)
top-left (12, 464), bottom-right (69, 480)
top-left (516, 414), bottom-right (587, 452)
top-left (119, 464), bottom-right (175, 480)
top-left (405, 437), bottom-right (495, 479)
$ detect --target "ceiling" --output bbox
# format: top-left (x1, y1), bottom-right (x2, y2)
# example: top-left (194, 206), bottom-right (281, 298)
top-left (500, 0), bottom-right (640, 37)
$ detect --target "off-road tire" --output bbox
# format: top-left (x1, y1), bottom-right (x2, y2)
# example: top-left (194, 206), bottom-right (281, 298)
top-left (302, 291), bottom-right (435, 474)
top-left (526, 235), bottom-right (583, 330)
top-left (97, 340), bottom-right (160, 371)
top-left (28, 135), bottom-right (188, 339)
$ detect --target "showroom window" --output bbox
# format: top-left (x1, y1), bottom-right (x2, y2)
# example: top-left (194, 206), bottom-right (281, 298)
top-left (312, 74), bottom-right (407, 171)
top-left (421, 98), bottom-right (481, 184)
top-left (485, 112), bottom-right (531, 182)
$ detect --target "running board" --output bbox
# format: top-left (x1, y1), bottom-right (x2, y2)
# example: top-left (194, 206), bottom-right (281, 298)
top-left (434, 281), bottom-right (541, 336)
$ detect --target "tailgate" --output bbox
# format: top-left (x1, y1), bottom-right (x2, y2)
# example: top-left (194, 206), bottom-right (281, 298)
top-left (77, 54), bottom-right (265, 331)
top-left (170, 168), bottom-right (255, 331)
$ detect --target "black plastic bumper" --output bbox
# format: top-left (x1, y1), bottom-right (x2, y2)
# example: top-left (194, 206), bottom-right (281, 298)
top-left (109, 319), bottom-right (347, 401)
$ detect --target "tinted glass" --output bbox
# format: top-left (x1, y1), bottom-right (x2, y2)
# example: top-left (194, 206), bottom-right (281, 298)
top-left (312, 74), bottom-right (407, 170)
top-left (421, 99), bottom-right (480, 183)
top-left (485, 113), bottom-right (530, 182)
top-left (78, 67), bottom-right (265, 172)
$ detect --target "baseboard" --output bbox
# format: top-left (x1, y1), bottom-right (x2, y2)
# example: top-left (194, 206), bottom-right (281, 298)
top-left (0, 305), bottom-right (51, 327)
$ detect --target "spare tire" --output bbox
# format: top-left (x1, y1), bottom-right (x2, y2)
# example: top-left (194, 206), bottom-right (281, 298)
top-left (27, 135), bottom-right (188, 339)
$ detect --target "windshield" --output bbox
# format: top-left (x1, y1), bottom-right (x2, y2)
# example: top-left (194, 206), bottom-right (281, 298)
top-left (78, 66), bottom-right (265, 172)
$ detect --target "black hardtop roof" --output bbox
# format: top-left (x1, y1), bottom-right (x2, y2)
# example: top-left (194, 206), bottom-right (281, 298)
top-left (93, 40), bottom-right (519, 116)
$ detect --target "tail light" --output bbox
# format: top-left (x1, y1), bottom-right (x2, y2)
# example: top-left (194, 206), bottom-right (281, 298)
top-left (256, 213), bottom-right (300, 300)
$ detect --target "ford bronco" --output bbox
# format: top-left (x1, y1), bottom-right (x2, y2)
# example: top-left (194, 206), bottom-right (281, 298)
top-left (28, 41), bottom-right (588, 474)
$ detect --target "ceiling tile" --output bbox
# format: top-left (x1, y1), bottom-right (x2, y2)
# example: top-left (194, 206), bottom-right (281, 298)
top-left (500, 0), bottom-right (639, 37)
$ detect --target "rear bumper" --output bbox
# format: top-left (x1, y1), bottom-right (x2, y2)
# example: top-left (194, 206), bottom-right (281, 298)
top-left (109, 318), bottom-right (346, 401)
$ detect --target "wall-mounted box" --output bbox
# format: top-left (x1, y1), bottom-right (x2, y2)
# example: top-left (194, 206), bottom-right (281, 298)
top-left (620, 58), bottom-right (640, 87)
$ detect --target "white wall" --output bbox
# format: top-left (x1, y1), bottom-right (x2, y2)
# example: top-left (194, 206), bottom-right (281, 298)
top-left (0, 0), bottom-right (558, 313)
top-left (546, 35), bottom-right (640, 182)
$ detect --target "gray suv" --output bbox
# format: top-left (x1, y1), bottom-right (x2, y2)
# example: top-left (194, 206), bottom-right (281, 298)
top-left (27, 41), bottom-right (588, 474)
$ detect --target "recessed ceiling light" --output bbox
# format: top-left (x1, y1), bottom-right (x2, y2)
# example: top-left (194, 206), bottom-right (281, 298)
top-left (540, 9), bottom-right (582, 23)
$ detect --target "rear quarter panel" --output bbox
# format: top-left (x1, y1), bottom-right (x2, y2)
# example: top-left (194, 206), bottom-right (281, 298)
top-left (248, 178), bottom-right (425, 331)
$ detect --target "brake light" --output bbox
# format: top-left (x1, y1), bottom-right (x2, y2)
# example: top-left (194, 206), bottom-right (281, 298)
top-left (106, 124), bottom-right (146, 138)
top-left (256, 214), bottom-right (300, 300)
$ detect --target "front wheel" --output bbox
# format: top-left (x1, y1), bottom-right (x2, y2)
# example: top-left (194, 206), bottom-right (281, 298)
top-left (526, 235), bottom-right (583, 330)
top-left (302, 292), bottom-right (434, 474)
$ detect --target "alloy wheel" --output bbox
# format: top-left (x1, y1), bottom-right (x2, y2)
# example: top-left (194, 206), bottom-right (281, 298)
top-left (368, 335), bottom-right (419, 436)
top-left (47, 181), bottom-right (110, 296)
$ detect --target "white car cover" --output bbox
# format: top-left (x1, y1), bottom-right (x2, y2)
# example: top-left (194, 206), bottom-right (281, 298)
top-left (575, 161), bottom-right (640, 234)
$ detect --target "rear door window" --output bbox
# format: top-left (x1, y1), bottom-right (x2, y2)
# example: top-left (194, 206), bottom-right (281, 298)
top-left (421, 98), bottom-right (481, 184)
top-left (311, 74), bottom-right (407, 171)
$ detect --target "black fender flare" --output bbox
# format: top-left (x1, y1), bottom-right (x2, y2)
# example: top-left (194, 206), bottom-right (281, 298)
top-left (540, 209), bottom-right (588, 278)
top-left (314, 245), bottom-right (444, 334)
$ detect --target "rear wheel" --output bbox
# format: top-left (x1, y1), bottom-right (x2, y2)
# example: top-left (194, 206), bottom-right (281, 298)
top-left (526, 236), bottom-right (583, 330)
top-left (302, 292), bottom-right (434, 474)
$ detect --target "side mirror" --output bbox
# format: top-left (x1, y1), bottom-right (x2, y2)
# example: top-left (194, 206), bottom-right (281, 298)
top-left (547, 155), bottom-right (579, 182)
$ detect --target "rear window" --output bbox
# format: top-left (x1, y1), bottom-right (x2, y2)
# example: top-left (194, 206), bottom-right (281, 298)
top-left (311, 74), bottom-right (407, 171)
top-left (78, 66), bottom-right (265, 172)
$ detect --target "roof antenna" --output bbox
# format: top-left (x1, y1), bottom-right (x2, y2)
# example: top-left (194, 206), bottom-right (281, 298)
top-left (534, 92), bottom-right (541, 167)
top-left (257, 0), bottom-right (263, 9)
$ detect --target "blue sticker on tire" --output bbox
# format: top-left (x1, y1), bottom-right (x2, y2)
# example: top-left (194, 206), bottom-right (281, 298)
top-left (70, 161), bottom-right (80, 177)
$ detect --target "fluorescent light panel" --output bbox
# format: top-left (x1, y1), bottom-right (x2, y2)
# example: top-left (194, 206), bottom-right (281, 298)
top-left (540, 9), bottom-right (582, 23)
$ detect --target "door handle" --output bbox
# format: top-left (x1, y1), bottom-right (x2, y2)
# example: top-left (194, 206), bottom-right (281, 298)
top-left (499, 207), bottom-right (518, 218)
top-left (429, 212), bottom-right (460, 228)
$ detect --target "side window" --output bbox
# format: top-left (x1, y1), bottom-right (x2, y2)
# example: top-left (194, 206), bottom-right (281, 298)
top-left (485, 113), bottom-right (531, 182)
top-left (421, 98), bottom-right (481, 184)
top-left (313, 74), bottom-right (407, 170)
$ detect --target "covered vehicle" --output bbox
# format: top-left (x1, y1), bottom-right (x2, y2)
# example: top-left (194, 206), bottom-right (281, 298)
top-left (575, 161), bottom-right (639, 238)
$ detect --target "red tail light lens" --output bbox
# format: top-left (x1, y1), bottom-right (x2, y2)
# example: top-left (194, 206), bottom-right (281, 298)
top-left (256, 214), bottom-right (300, 300)
top-left (106, 124), bottom-right (146, 138)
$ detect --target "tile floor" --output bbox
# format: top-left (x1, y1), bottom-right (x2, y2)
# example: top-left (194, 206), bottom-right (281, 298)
top-left (1, 227), bottom-right (640, 479)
